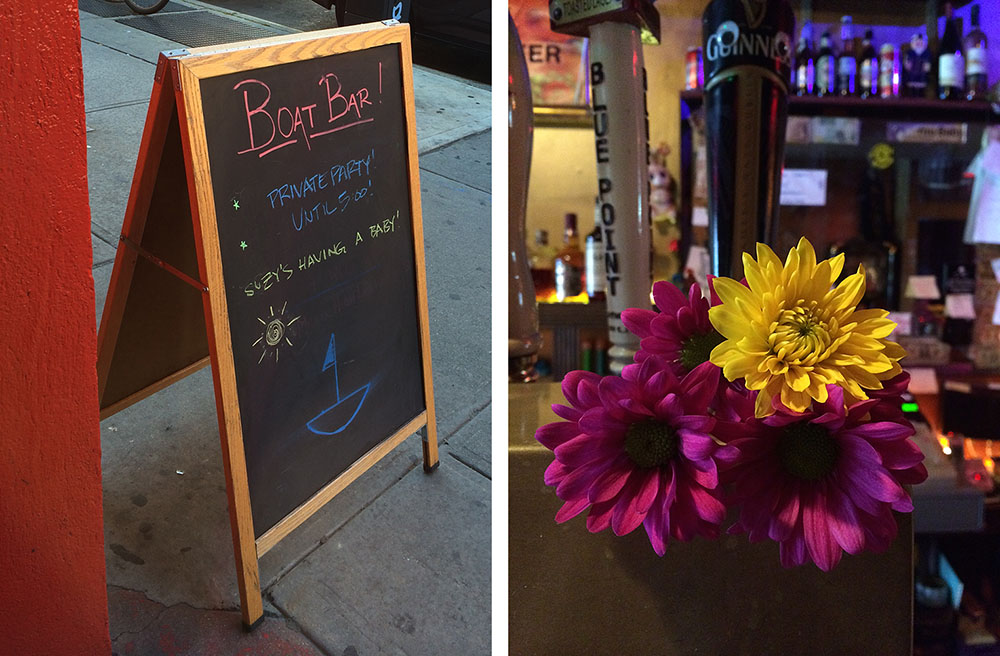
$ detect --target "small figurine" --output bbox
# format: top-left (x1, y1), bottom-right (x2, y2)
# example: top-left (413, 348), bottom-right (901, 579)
top-left (902, 33), bottom-right (932, 98)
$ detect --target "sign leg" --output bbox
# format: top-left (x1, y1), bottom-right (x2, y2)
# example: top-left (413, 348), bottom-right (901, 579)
top-left (421, 424), bottom-right (439, 472)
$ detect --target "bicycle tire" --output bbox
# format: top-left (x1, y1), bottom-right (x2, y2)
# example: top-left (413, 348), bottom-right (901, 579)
top-left (123, 0), bottom-right (169, 14)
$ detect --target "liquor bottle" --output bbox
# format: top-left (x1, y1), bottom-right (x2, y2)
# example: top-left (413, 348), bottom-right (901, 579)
top-left (702, 0), bottom-right (795, 279)
top-left (879, 43), bottom-right (898, 98)
top-left (903, 33), bottom-right (932, 98)
top-left (816, 31), bottom-right (837, 96)
top-left (859, 29), bottom-right (878, 98)
top-left (942, 263), bottom-right (974, 346)
top-left (938, 2), bottom-right (964, 100)
top-left (585, 198), bottom-right (606, 301)
top-left (837, 16), bottom-right (857, 96)
top-left (965, 3), bottom-right (988, 100)
top-left (830, 155), bottom-right (899, 310)
top-left (554, 213), bottom-right (586, 302)
top-left (795, 21), bottom-right (815, 96)
top-left (530, 229), bottom-right (557, 302)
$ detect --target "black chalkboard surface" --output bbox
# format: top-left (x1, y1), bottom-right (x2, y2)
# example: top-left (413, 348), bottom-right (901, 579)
top-left (197, 43), bottom-right (425, 537)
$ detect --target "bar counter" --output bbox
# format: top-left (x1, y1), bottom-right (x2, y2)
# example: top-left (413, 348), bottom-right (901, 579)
top-left (509, 382), bottom-right (913, 655)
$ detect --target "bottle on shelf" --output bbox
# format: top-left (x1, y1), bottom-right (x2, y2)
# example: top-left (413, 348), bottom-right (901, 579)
top-left (529, 228), bottom-right (557, 303)
top-left (795, 21), bottom-right (815, 96)
top-left (938, 1), bottom-right (965, 100)
top-left (879, 42), bottom-right (898, 98)
top-left (965, 3), bottom-right (988, 100)
top-left (903, 33), bottom-right (931, 98)
top-left (837, 15), bottom-right (857, 96)
top-left (585, 198), bottom-right (606, 302)
top-left (859, 29), bottom-right (878, 98)
top-left (942, 263), bottom-right (975, 346)
top-left (554, 212), bottom-right (587, 303)
top-left (816, 30), bottom-right (837, 96)
top-left (829, 152), bottom-right (900, 311)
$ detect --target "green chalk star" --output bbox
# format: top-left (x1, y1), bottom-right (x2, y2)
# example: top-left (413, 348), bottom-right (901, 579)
top-left (239, 241), bottom-right (247, 250)
top-left (233, 199), bottom-right (240, 210)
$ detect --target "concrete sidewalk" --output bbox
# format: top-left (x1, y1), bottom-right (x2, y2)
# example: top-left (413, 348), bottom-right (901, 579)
top-left (79, 3), bottom-right (491, 654)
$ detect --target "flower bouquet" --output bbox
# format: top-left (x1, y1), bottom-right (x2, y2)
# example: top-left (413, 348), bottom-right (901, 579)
top-left (536, 238), bottom-right (927, 571)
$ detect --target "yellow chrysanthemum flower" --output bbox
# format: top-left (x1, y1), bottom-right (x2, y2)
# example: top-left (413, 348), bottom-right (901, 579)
top-left (708, 237), bottom-right (905, 418)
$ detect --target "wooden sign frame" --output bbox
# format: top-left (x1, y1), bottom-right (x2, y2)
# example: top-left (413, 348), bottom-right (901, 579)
top-left (95, 22), bottom-right (438, 629)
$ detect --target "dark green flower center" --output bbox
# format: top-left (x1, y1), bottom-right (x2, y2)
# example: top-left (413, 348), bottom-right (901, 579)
top-left (624, 420), bottom-right (678, 469)
top-left (778, 422), bottom-right (840, 481)
top-left (680, 330), bottom-right (726, 372)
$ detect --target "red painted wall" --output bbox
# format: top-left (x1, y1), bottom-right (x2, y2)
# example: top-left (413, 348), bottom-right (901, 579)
top-left (0, 2), bottom-right (111, 653)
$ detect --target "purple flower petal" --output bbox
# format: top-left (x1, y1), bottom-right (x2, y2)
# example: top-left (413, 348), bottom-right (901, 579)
top-left (536, 421), bottom-right (581, 450)
top-left (555, 461), bottom-right (601, 501)
top-left (554, 496), bottom-right (591, 523)
top-left (643, 502), bottom-right (669, 556)
top-left (543, 459), bottom-right (570, 486)
top-left (769, 482), bottom-right (800, 542)
top-left (585, 498), bottom-right (616, 533)
top-left (779, 522), bottom-right (808, 568)
top-left (803, 485), bottom-right (842, 571)
top-left (872, 438), bottom-right (926, 470)
top-left (611, 472), bottom-right (658, 536)
top-left (679, 429), bottom-right (717, 462)
top-left (842, 421), bottom-right (915, 442)
top-left (588, 458), bottom-right (633, 504)
top-left (553, 432), bottom-right (619, 467)
top-left (652, 280), bottom-right (688, 313)
top-left (551, 404), bottom-right (583, 423)
top-left (840, 451), bottom-right (905, 504)
top-left (622, 307), bottom-right (657, 338)
top-left (826, 487), bottom-right (865, 555)
top-left (679, 361), bottom-right (721, 413)
top-left (562, 370), bottom-right (602, 408)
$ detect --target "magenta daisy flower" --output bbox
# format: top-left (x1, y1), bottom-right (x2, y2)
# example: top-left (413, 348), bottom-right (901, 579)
top-left (621, 280), bottom-right (725, 375)
top-left (535, 357), bottom-right (739, 555)
top-left (715, 384), bottom-right (927, 571)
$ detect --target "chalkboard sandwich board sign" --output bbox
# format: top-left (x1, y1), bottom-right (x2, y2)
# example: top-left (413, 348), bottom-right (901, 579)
top-left (95, 22), bottom-right (438, 629)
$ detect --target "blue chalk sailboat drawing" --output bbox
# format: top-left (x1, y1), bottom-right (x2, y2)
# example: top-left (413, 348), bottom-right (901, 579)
top-left (306, 332), bottom-right (370, 436)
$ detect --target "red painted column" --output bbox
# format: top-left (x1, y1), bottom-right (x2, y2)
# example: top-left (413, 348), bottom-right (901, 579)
top-left (0, 3), bottom-right (111, 653)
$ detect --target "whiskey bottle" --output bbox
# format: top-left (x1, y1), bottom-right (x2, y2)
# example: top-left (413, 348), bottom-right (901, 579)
top-left (585, 199), bottom-right (606, 301)
top-left (859, 29), bottom-right (878, 98)
top-left (795, 21), bottom-right (815, 96)
top-left (816, 31), bottom-right (837, 96)
top-left (554, 213), bottom-right (586, 302)
top-left (530, 229), bottom-right (557, 303)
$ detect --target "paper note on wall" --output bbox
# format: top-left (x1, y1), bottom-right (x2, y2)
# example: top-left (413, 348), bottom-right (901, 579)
top-left (887, 311), bottom-right (912, 336)
top-left (780, 169), bottom-right (828, 206)
top-left (945, 293), bottom-right (976, 319)
top-left (907, 367), bottom-right (939, 394)
top-left (967, 141), bottom-right (1000, 244)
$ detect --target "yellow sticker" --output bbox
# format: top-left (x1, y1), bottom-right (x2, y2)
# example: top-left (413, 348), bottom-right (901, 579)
top-left (868, 143), bottom-right (894, 169)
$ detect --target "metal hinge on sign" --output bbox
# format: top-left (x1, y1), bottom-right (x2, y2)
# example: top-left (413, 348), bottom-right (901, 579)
top-left (160, 49), bottom-right (189, 90)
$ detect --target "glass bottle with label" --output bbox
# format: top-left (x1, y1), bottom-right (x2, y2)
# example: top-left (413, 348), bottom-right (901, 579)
top-left (795, 21), bottom-right (815, 96)
top-left (879, 43), bottom-right (898, 98)
top-left (837, 16), bottom-right (856, 96)
top-left (554, 213), bottom-right (586, 302)
top-left (830, 154), bottom-right (899, 310)
top-left (816, 31), bottom-right (837, 96)
top-left (859, 29), bottom-right (878, 98)
top-left (965, 3), bottom-right (988, 100)
top-left (585, 198), bottom-right (606, 301)
top-left (938, 2), bottom-right (964, 100)
top-left (530, 229), bottom-right (557, 303)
